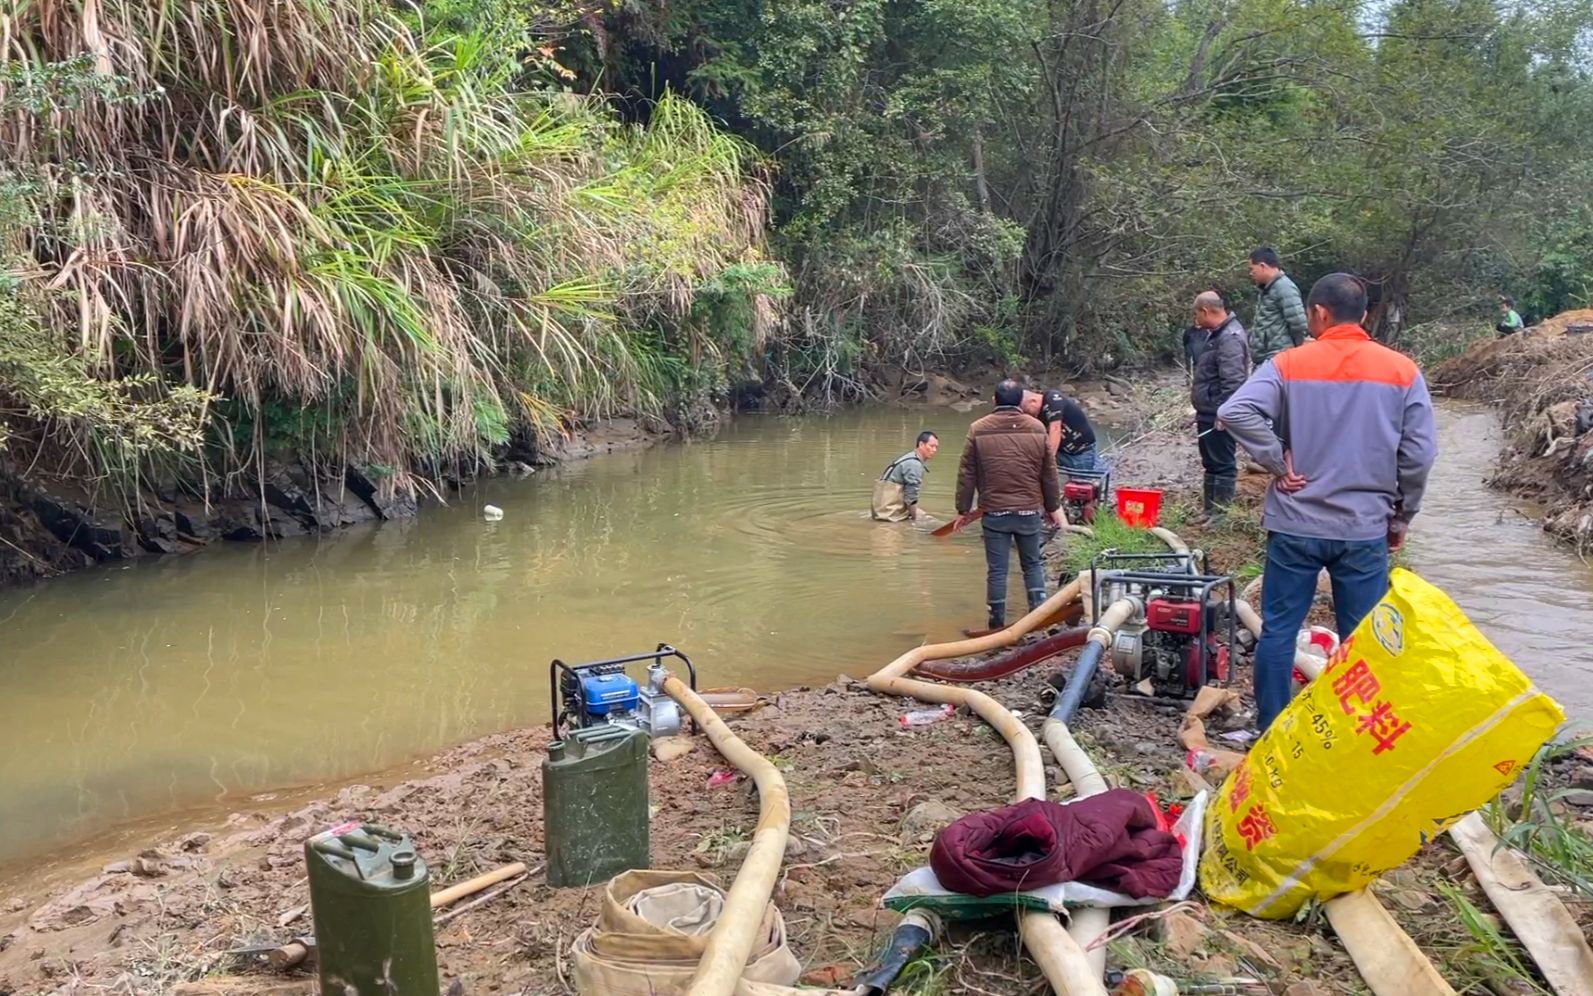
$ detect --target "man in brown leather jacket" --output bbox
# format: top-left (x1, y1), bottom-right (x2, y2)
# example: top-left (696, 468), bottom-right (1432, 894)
top-left (954, 379), bottom-right (1065, 629)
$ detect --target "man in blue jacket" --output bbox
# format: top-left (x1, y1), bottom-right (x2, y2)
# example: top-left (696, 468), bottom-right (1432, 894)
top-left (1218, 273), bottom-right (1438, 731)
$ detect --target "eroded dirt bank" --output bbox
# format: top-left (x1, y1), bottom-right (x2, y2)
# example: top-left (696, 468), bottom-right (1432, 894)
top-left (0, 418), bottom-right (669, 590)
top-left (0, 366), bottom-right (1159, 592)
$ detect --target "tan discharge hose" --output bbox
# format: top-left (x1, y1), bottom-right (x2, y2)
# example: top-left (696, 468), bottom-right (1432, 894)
top-left (1235, 576), bottom-right (1329, 680)
top-left (1041, 594), bottom-right (1141, 979)
top-left (660, 674), bottom-right (791, 996)
top-left (866, 576), bottom-right (1109, 996)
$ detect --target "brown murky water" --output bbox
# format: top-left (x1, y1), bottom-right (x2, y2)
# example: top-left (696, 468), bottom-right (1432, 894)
top-left (0, 407), bottom-right (1012, 865)
top-left (1403, 405), bottom-right (1593, 728)
top-left (0, 402), bottom-right (1587, 869)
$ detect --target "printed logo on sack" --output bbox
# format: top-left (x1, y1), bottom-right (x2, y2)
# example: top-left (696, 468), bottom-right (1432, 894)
top-left (1371, 604), bottom-right (1404, 656)
top-left (1493, 760), bottom-right (1517, 777)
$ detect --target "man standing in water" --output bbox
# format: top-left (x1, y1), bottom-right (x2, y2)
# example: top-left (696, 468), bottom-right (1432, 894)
top-left (1021, 387), bottom-right (1101, 474)
top-left (955, 380), bottom-right (1065, 630)
top-left (1218, 273), bottom-right (1438, 731)
top-left (871, 430), bottom-right (939, 522)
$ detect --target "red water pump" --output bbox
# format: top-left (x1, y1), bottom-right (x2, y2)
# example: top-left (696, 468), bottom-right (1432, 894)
top-left (1143, 594), bottom-right (1230, 694)
top-left (1089, 552), bottom-right (1236, 698)
top-left (1062, 469), bottom-right (1110, 525)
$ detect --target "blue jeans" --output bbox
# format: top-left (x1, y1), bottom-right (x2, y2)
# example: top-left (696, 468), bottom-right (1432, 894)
top-left (1057, 445), bottom-right (1100, 475)
top-left (1255, 531), bottom-right (1390, 731)
top-left (982, 512), bottom-right (1046, 623)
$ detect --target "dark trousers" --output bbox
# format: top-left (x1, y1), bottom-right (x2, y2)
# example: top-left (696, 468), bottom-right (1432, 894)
top-left (1255, 531), bottom-right (1390, 731)
top-left (982, 512), bottom-right (1046, 621)
top-left (1196, 417), bottom-right (1237, 478)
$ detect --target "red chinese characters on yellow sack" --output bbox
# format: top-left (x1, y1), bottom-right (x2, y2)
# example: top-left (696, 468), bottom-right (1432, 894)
top-left (1200, 569), bottom-right (1565, 919)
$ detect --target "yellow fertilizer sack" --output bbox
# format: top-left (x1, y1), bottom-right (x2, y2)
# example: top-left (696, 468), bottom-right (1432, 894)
top-left (1200, 568), bottom-right (1564, 919)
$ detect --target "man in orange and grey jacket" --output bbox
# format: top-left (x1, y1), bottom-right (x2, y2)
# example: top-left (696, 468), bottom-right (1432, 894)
top-left (1218, 273), bottom-right (1438, 731)
top-left (954, 379), bottom-right (1065, 630)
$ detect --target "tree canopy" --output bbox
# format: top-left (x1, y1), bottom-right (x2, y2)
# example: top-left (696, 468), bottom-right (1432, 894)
top-left (2, 0), bottom-right (1591, 494)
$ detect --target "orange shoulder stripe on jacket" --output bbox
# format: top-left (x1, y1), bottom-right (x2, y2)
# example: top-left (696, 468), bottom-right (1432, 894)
top-left (1275, 338), bottom-right (1418, 387)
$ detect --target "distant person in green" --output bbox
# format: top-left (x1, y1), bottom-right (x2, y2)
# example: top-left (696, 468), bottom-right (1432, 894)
top-left (871, 430), bottom-right (939, 522)
top-left (1496, 296), bottom-right (1525, 337)
top-left (1247, 246), bottom-right (1308, 367)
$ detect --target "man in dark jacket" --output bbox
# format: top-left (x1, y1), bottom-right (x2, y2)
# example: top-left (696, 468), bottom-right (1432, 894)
top-left (1186, 291), bottom-right (1250, 518)
top-left (955, 379), bottom-right (1065, 629)
top-left (1247, 247), bottom-right (1308, 366)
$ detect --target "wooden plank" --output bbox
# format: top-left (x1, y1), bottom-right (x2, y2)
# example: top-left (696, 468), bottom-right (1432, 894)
top-left (1324, 890), bottom-right (1457, 996)
top-left (1449, 812), bottom-right (1593, 996)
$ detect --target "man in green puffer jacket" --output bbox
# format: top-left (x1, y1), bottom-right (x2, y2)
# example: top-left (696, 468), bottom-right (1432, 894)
top-left (1247, 246), bottom-right (1308, 367)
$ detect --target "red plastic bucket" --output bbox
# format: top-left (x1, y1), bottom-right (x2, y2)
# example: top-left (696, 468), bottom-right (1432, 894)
top-left (1115, 487), bottom-right (1163, 528)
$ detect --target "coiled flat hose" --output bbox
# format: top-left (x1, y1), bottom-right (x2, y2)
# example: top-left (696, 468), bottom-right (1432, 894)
top-left (660, 674), bottom-right (791, 996)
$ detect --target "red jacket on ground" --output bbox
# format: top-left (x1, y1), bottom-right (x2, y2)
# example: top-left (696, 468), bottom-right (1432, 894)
top-left (929, 790), bottom-right (1182, 899)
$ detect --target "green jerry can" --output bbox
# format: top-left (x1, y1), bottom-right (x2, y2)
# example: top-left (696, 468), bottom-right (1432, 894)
top-left (543, 724), bottom-right (650, 887)
top-left (304, 821), bottom-right (440, 996)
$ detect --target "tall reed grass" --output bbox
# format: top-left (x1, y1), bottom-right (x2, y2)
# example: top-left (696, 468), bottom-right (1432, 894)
top-left (0, 0), bottom-right (777, 496)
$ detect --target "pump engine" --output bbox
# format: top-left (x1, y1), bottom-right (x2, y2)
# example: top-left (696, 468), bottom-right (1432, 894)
top-left (550, 644), bottom-right (693, 739)
top-left (1061, 468), bottom-right (1110, 525)
top-left (1089, 551), bottom-right (1236, 698)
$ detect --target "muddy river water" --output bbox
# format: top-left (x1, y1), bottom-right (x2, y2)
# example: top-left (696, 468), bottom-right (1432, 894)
top-left (0, 403), bottom-right (1588, 867)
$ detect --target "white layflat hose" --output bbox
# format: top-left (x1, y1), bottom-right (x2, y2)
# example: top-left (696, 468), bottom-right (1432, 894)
top-left (1043, 595), bottom-right (1139, 977)
top-left (660, 675), bottom-right (791, 996)
top-left (865, 577), bottom-right (1108, 996)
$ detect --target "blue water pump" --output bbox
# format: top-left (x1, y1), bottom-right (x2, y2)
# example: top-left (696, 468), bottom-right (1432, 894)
top-left (549, 644), bottom-right (696, 738)
top-left (578, 671), bottom-right (641, 718)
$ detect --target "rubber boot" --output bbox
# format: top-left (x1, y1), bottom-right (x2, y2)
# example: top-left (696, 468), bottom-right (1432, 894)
top-left (1211, 475), bottom-right (1237, 522)
top-left (987, 602), bottom-right (1006, 631)
top-left (1193, 474), bottom-right (1216, 524)
top-left (1027, 589), bottom-right (1047, 614)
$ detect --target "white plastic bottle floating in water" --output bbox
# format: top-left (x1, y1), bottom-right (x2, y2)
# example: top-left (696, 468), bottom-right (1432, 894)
top-left (483, 504), bottom-right (504, 521)
top-left (898, 704), bottom-right (955, 728)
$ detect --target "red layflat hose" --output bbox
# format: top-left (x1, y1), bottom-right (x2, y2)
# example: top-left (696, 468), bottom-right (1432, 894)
top-left (915, 624), bottom-right (1090, 683)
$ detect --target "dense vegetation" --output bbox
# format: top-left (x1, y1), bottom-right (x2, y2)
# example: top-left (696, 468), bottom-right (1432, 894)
top-left (2, 0), bottom-right (1592, 501)
top-left (0, 0), bottom-right (779, 498)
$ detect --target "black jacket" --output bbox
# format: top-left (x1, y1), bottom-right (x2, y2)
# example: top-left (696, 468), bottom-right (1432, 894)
top-left (1189, 314), bottom-right (1250, 417)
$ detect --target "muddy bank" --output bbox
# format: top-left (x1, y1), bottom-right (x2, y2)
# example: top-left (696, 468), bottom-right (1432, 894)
top-left (1431, 310), bottom-right (1593, 554)
top-left (0, 625), bottom-right (1344, 996)
top-left (0, 417), bottom-right (670, 590)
